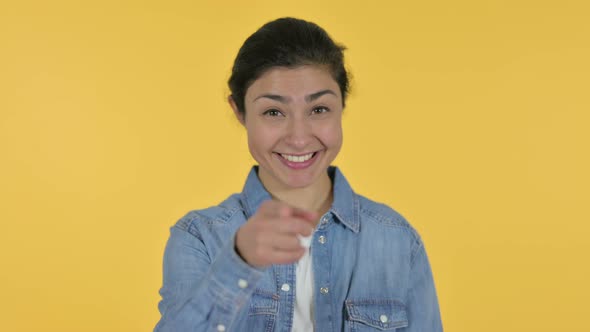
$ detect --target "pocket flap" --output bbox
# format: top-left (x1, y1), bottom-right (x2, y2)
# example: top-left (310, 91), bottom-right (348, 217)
top-left (345, 299), bottom-right (408, 330)
top-left (249, 289), bottom-right (279, 315)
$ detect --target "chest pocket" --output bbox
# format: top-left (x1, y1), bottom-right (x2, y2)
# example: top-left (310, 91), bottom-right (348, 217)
top-left (344, 299), bottom-right (408, 331)
top-left (245, 289), bottom-right (279, 332)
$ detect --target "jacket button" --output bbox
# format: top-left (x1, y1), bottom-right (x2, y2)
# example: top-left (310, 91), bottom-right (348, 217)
top-left (320, 287), bottom-right (329, 294)
top-left (217, 324), bottom-right (226, 332)
top-left (318, 235), bottom-right (326, 244)
top-left (380, 315), bottom-right (388, 323)
top-left (281, 283), bottom-right (290, 292)
top-left (238, 279), bottom-right (248, 289)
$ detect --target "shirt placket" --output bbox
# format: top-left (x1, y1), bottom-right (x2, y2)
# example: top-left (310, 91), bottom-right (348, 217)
top-left (312, 213), bottom-right (334, 332)
top-left (274, 262), bottom-right (296, 332)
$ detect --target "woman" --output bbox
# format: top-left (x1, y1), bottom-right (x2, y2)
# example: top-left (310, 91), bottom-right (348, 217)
top-left (155, 17), bottom-right (443, 332)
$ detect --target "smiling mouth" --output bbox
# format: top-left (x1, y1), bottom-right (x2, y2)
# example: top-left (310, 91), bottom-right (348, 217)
top-left (276, 151), bottom-right (318, 163)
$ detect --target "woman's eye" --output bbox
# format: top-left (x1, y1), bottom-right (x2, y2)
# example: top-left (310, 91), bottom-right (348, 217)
top-left (312, 106), bottom-right (330, 114)
top-left (263, 109), bottom-right (283, 117)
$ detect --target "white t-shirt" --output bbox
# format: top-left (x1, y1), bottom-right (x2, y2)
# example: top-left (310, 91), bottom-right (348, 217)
top-left (292, 236), bottom-right (315, 332)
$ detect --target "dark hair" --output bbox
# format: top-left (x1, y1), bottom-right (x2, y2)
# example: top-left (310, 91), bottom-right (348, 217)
top-left (228, 17), bottom-right (350, 114)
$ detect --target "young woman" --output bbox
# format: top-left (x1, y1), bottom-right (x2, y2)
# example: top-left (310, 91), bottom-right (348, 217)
top-left (155, 17), bottom-right (443, 332)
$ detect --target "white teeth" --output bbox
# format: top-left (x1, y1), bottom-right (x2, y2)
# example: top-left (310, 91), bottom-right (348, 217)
top-left (280, 152), bottom-right (314, 162)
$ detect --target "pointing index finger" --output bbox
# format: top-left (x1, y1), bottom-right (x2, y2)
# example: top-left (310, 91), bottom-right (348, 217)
top-left (259, 200), bottom-right (290, 217)
top-left (261, 199), bottom-right (319, 224)
top-left (291, 208), bottom-right (319, 223)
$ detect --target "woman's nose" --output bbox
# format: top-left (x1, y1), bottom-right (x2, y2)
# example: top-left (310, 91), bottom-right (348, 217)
top-left (284, 117), bottom-right (312, 148)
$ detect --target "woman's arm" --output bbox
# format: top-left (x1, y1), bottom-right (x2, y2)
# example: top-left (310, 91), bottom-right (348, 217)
top-left (405, 241), bottom-right (444, 331)
top-left (154, 226), bottom-right (264, 332)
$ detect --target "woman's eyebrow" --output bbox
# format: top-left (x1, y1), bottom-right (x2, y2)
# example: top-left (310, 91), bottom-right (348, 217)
top-left (305, 89), bottom-right (337, 102)
top-left (253, 89), bottom-right (337, 103)
top-left (254, 94), bottom-right (290, 103)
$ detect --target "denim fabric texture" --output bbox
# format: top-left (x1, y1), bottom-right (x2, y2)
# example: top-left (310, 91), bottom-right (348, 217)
top-left (155, 166), bottom-right (443, 332)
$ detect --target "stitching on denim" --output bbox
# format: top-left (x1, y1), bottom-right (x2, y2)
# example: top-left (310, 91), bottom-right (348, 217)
top-left (360, 207), bottom-right (408, 228)
top-left (345, 298), bottom-right (408, 328)
top-left (179, 206), bottom-right (242, 240)
top-left (409, 237), bottom-right (425, 267)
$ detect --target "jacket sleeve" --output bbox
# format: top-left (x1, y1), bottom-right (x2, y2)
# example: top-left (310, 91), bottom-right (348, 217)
top-left (154, 225), bottom-right (265, 332)
top-left (405, 240), bottom-right (444, 331)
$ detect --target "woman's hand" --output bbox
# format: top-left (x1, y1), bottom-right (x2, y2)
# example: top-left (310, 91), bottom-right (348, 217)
top-left (235, 200), bottom-right (318, 268)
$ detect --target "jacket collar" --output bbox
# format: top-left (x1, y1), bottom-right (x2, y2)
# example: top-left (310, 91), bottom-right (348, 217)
top-left (240, 165), bottom-right (360, 233)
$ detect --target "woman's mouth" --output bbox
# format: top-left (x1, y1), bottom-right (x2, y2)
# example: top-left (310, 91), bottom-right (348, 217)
top-left (279, 152), bottom-right (315, 162)
top-left (275, 151), bottom-right (320, 169)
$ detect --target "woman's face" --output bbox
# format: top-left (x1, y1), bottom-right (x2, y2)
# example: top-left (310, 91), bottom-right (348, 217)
top-left (232, 65), bottom-right (343, 191)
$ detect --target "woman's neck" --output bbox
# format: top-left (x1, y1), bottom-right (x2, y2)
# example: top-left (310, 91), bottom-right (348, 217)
top-left (259, 170), bottom-right (334, 223)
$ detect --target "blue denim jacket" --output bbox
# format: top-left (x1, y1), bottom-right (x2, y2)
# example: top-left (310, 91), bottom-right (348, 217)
top-left (155, 166), bottom-right (443, 331)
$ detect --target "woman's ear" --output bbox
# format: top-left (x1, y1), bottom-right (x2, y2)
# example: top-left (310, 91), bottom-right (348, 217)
top-left (228, 95), bottom-right (245, 126)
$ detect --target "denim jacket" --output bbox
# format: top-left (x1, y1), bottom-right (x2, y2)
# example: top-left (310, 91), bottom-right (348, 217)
top-left (155, 166), bottom-right (443, 332)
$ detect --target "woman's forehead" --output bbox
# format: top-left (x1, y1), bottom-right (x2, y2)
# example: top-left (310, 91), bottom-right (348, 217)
top-left (245, 66), bottom-right (341, 102)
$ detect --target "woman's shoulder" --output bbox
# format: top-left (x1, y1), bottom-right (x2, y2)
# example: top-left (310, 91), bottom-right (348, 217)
top-left (172, 193), bottom-right (245, 233)
top-left (355, 193), bottom-right (422, 243)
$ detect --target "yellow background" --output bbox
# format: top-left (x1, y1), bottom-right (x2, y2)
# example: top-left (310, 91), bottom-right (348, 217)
top-left (1, 0), bottom-right (589, 331)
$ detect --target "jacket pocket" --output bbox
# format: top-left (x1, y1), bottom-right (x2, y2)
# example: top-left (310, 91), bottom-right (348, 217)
top-left (344, 299), bottom-right (408, 331)
top-left (245, 289), bottom-right (279, 332)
